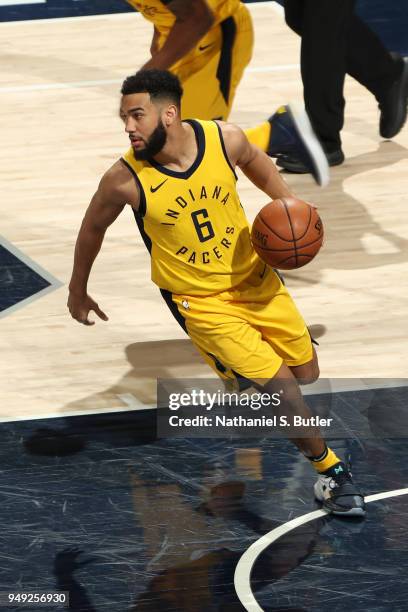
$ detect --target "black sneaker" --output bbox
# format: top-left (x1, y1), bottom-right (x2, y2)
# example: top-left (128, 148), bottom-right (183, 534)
top-left (277, 148), bottom-right (344, 174)
top-left (379, 55), bottom-right (408, 139)
top-left (267, 104), bottom-right (330, 187)
top-left (314, 461), bottom-right (366, 517)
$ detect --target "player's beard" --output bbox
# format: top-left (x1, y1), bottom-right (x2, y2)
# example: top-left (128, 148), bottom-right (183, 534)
top-left (133, 119), bottom-right (167, 161)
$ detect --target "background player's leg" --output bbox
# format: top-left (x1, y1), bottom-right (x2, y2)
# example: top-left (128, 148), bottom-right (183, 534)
top-left (180, 52), bottom-right (230, 121)
top-left (345, 14), bottom-right (408, 139)
top-left (179, 4), bottom-right (253, 121)
top-left (345, 14), bottom-right (402, 97)
top-left (283, 0), bottom-right (304, 36)
top-left (279, 0), bottom-right (352, 175)
top-left (283, 0), bottom-right (407, 155)
top-left (300, 0), bottom-right (353, 156)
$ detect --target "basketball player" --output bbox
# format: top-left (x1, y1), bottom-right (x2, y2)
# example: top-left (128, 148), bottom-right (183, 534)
top-left (68, 70), bottom-right (364, 516)
top-left (125, 0), bottom-right (329, 186)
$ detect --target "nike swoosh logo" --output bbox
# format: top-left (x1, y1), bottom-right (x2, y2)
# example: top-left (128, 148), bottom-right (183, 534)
top-left (150, 179), bottom-right (168, 193)
top-left (199, 43), bottom-right (213, 51)
top-left (259, 264), bottom-right (267, 279)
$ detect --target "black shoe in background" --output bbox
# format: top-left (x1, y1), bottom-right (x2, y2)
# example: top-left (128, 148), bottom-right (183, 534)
top-left (379, 55), bottom-right (408, 139)
top-left (277, 148), bottom-right (344, 174)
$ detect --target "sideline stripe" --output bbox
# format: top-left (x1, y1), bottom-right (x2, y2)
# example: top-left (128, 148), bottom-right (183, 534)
top-left (0, 11), bottom-right (138, 25)
top-left (234, 487), bottom-right (408, 611)
top-left (0, 0), bottom-right (44, 5)
top-left (0, 379), bottom-right (407, 422)
top-left (0, 0), bottom-right (276, 26)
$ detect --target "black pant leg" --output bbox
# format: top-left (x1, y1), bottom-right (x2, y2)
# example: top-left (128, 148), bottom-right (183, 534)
top-left (346, 14), bottom-right (403, 102)
top-left (300, 0), bottom-right (355, 153)
top-left (283, 0), bottom-right (304, 36)
top-left (284, 0), bottom-right (402, 150)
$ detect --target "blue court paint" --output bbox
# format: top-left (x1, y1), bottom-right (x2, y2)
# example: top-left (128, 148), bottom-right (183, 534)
top-left (0, 238), bottom-right (62, 317)
top-left (0, 244), bottom-right (50, 312)
top-left (1, 385), bottom-right (408, 610)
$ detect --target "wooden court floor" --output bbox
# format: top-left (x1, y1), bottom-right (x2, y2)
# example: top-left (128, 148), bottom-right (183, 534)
top-left (1, 3), bottom-right (408, 420)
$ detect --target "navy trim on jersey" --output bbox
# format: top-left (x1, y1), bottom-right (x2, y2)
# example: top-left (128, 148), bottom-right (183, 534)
top-left (120, 157), bottom-right (147, 217)
top-left (216, 16), bottom-right (237, 106)
top-left (119, 158), bottom-right (152, 251)
top-left (148, 120), bottom-right (205, 180)
top-left (160, 289), bottom-right (187, 333)
top-left (133, 210), bottom-right (152, 254)
top-left (213, 121), bottom-right (238, 181)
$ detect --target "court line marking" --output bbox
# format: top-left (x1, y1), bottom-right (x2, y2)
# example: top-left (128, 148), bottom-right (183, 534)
top-left (234, 487), bottom-right (408, 612)
top-left (0, 379), bottom-right (407, 422)
top-left (0, 8), bottom-right (139, 24)
top-left (0, 0), bottom-right (294, 94)
top-left (0, 394), bottom-right (151, 423)
top-left (0, 0), bottom-right (44, 5)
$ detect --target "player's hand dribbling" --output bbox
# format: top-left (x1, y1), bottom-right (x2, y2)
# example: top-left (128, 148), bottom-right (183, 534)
top-left (67, 291), bottom-right (109, 326)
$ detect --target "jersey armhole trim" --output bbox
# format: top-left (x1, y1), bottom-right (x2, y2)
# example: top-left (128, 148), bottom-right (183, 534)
top-left (213, 121), bottom-right (238, 181)
top-left (120, 157), bottom-right (147, 217)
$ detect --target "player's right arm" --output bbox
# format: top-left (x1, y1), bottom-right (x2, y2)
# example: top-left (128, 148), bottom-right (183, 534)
top-left (68, 161), bottom-right (139, 325)
top-left (150, 26), bottom-right (160, 56)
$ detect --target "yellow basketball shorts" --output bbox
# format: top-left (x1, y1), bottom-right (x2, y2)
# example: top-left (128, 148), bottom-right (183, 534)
top-left (172, 261), bottom-right (313, 385)
top-left (171, 3), bottom-right (254, 121)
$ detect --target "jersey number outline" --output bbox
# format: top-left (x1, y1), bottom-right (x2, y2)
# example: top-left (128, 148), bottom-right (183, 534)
top-left (191, 209), bottom-right (215, 243)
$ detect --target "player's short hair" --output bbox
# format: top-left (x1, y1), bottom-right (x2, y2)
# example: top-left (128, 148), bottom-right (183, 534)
top-left (121, 70), bottom-right (183, 108)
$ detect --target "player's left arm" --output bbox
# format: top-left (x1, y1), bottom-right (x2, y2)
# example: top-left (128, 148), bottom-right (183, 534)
top-left (141, 0), bottom-right (215, 70)
top-left (218, 122), bottom-right (294, 200)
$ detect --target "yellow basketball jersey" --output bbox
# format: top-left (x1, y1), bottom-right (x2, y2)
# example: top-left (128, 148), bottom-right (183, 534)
top-left (126, 0), bottom-right (249, 86)
top-left (126, 0), bottom-right (241, 33)
top-left (121, 120), bottom-right (258, 296)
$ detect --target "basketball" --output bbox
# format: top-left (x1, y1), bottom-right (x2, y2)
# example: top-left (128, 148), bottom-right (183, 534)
top-left (251, 197), bottom-right (324, 269)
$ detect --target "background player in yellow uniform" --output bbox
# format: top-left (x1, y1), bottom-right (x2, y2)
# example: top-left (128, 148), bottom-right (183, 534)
top-left (125, 0), bottom-right (329, 186)
top-left (68, 69), bottom-right (364, 516)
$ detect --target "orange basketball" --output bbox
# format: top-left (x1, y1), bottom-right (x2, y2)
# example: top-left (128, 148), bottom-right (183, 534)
top-left (251, 197), bottom-right (324, 269)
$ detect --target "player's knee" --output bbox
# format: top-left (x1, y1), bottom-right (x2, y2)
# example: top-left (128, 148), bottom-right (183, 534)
top-left (296, 363), bottom-right (320, 385)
